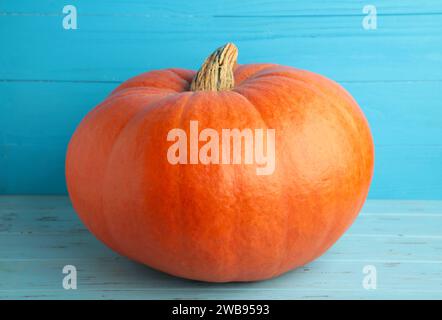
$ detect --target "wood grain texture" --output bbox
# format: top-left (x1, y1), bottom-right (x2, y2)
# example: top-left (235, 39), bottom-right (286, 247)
top-left (0, 196), bottom-right (441, 299)
top-left (1, 0), bottom-right (442, 198)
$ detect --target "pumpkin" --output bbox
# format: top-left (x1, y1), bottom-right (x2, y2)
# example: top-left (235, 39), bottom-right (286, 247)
top-left (66, 43), bottom-right (374, 282)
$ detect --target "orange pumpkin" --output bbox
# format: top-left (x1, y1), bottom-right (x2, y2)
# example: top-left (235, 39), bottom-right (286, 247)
top-left (66, 43), bottom-right (374, 282)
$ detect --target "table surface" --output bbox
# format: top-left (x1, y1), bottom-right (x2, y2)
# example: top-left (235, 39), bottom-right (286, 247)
top-left (0, 196), bottom-right (441, 300)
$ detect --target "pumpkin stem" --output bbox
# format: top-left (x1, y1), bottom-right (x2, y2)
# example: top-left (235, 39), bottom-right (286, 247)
top-left (190, 43), bottom-right (238, 91)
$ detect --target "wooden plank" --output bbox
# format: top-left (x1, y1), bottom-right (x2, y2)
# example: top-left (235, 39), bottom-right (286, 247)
top-left (1, 221), bottom-right (441, 261)
top-left (362, 200), bottom-right (442, 214)
top-left (0, 82), bottom-right (112, 194)
top-left (2, 81), bottom-right (442, 147)
top-left (0, 197), bottom-right (441, 299)
top-left (1, 0), bottom-right (442, 16)
top-left (0, 260), bottom-right (442, 299)
top-left (2, 197), bottom-right (442, 237)
top-left (1, 231), bottom-right (441, 262)
top-left (1, 80), bottom-right (442, 197)
top-left (1, 195), bottom-right (442, 214)
top-left (1, 11), bottom-right (441, 82)
top-left (2, 143), bottom-right (441, 197)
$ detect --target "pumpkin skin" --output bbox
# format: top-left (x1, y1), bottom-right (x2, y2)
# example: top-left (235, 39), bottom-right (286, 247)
top-left (66, 62), bottom-right (374, 282)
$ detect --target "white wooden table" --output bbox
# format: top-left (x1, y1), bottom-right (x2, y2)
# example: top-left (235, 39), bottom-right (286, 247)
top-left (0, 196), bottom-right (441, 299)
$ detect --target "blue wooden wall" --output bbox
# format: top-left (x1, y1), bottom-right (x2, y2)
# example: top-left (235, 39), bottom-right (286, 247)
top-left (1, 0), bottom-right (441, 199)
